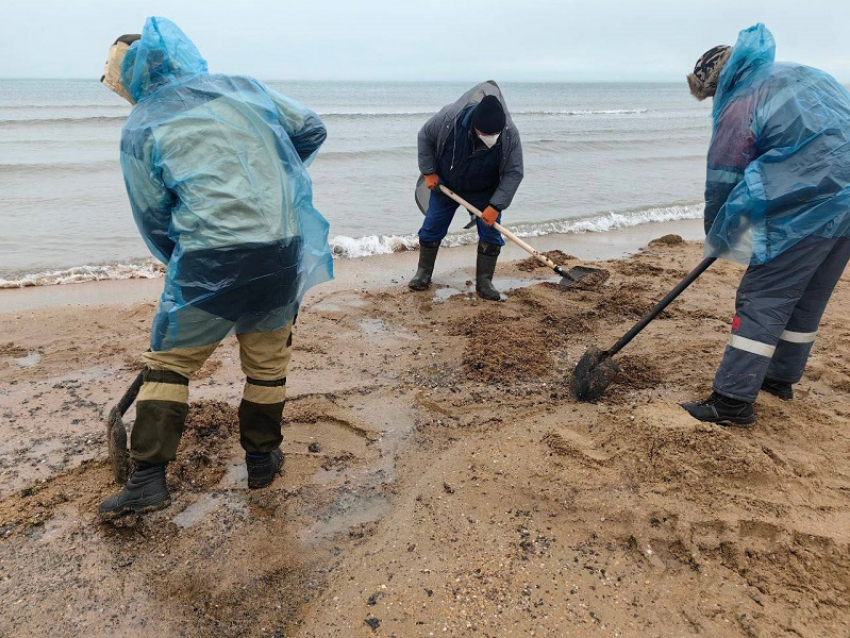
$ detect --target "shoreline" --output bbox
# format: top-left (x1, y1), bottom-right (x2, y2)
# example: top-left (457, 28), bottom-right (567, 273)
top-left (0, 218), bottom-right (703, 314)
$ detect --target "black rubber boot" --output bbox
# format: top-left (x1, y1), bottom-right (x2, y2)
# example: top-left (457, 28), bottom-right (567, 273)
top-left (409, 240), bottom-right (440, 290)
top-left (761, 377), bottom-right (793, 400)
top-left (476, 242), bottom-right (502, 301)
top-left (680, 392), bottom-right (755, 427)
top-left (246, 448), bottom-right (284, 489)
top-left (98, 462), bottom-right (170, 520)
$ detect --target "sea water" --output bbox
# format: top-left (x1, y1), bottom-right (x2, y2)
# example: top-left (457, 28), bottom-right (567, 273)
top-left (0, 79), bottom-right (711, 287)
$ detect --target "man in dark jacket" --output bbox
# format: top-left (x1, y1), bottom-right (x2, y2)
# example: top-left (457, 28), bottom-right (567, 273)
top-left (410, 81), bottom-right (523, 300)
top-left (680, 24), bottom-right (850, 426)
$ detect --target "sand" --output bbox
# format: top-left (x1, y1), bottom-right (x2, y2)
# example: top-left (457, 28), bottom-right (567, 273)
top-left (1, 229), bottom-right (849, 637)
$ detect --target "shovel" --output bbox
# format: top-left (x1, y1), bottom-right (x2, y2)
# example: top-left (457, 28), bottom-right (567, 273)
top-left (571, 257), bottom-right (716, 402)
top-left (105, 371), bottom-right (143, 484)
top-left (423, 179), bottom-right (608, 288)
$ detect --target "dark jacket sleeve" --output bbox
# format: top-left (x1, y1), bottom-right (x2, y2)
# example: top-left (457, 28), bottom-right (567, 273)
top-left (704, 97), bottom-right (757, 233)
top-left (489, 127), bottom-right (524, 211)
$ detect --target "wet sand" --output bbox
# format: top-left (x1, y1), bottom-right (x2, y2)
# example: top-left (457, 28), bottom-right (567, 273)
top-left (2, 224), bottom-right (849, 637)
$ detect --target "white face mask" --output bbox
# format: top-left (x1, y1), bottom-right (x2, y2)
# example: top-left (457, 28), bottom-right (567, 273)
top-left (478, 132), bottom-right (500, 149)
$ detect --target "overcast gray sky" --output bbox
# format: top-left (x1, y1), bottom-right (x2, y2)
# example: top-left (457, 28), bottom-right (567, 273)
top-left (2, 0), bottom-right (849, 82)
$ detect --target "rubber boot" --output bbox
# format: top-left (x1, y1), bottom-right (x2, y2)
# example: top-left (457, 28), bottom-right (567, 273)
top-left (98, 462), bottom-right (170, 520)
top-left (246, 448), bottom-right (284, 489)
top-left (409, 240), bottom-right (441, 290)
top-left (476, 242), bottom-right (502, 301)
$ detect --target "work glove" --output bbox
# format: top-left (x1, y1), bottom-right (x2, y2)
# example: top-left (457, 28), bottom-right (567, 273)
top-left (424, 173), bottom-right (440, 190)
top-left (481, 205), bottom-right (499, 227)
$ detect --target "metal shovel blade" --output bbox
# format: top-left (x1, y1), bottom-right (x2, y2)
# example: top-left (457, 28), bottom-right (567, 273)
top-left (106, 406), bottom-right (131, 485)
top-left (570, 346), bottom-right (621, 402)
top-left (558, 265), bottom-right (610, 289)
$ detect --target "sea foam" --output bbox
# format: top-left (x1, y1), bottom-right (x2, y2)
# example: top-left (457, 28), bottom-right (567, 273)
top-left (1, 205), bottom-right (701, 287)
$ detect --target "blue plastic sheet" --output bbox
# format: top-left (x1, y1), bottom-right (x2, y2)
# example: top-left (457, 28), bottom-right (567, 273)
top-left (703, 23), bottom-right (850, 264)
top-left (118, 17), bottom-right (332, 351)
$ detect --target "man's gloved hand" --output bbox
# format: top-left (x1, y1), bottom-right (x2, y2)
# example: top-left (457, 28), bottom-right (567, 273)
top-left (424, 173), bottom-right (440, 190)
top-left (481, 205), bottom-right (499, 226)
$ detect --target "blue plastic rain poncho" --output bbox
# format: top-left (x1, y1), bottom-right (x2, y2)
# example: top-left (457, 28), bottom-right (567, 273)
top-left (703, 23), bottom-right (850, 264)
top-left (118, 17), bottom-right (332, 351)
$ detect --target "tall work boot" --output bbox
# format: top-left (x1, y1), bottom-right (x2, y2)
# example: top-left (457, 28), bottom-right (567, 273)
top-left (476, 242), bottom-right (502, 301)
top-left (99, 462), bottom-right (170, 520)
top-left (99, 367), bottom-right (189, 519)
top-left (409, 240), bottom-right (441, 290)
top-left (240, 376), bottom-right (286, 489)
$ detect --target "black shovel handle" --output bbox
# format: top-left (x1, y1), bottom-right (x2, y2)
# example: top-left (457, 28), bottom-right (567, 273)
top-left (606, 257), bottom-right (716, 358)
top-left (116, 372), bottom-right (144, 416)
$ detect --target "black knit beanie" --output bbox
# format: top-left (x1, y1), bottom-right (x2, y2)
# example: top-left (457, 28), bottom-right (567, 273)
top-left (471, 95), bottom-right (506, 134)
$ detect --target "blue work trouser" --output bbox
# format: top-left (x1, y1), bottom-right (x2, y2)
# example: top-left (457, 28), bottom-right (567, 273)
top-left (418, 190), bottom-right (504, 246)
top-left (713, 236), bottom-right (850, 402)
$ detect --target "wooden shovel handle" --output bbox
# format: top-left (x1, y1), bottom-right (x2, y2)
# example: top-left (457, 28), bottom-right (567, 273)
top-left (439, 185), bottom-right (561, 271)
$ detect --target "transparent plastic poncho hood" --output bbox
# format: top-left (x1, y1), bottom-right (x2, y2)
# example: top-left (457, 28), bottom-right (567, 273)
top-left (704, 23), bottom-right (850, 264)
top-left (118, 17), bottom-right (332, 351)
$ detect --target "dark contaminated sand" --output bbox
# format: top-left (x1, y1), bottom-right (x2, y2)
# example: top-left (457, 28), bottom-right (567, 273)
top-left (2, 238), bottom-right (849, 637)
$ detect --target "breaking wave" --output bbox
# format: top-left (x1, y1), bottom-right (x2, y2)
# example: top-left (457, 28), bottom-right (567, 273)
top-left (2, 203), bottom-right (701, 286)
top-left (330, 203), bottom-right (701, 257)
top-left (0, 260), bottom-right (165, 289)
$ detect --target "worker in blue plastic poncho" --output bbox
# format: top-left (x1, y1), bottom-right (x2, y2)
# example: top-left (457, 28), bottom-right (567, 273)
top-left (411, 82), bottom-right (524, 300)
top-left (98, 17), bottom-right (333, 519)
top-left (680, 24), bottom-right (850, 427)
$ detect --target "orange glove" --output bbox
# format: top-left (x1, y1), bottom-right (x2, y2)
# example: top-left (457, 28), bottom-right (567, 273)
top-left (481, 205), bottom-right (499, 226)
top-left (424, 173), bottom-right (440, 190)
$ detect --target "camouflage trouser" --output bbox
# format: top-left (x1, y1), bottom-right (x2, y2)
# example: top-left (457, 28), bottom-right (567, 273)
top-left (713, 237), bottom-right (850, 402)
top-left (131, 322), bottom-right (293, 464)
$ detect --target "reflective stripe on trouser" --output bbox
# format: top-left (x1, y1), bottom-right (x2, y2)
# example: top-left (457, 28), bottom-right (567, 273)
top-left (135, 340), bottom-right (217, 463)
top-left (237, 324), bottom-right (293, 454)
top-left (766, 237), bottom-right (850, 383)
top-left (131, 368), bottom-right (190, 464)
top-left (714, 236), bottom-right (850, 402)
top-left (134, 321), bottom-right (294, 460)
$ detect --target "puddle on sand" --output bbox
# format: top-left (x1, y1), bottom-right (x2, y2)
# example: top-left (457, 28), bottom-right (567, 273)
top-left (358, 318), bottom-right (389, 334)
top-left (432, 277), bottom-right (549, 302)
top-left (433, 285), bottom-right (470, 301)
top-left (357, 318), bottom-right (418, 342)
top-left (172, 492), bottom-right (246, 529)
top-left (310, 293), bottom-right (368, 314)
top-left (300, 395), bottom-right (413, 544)
top-left (216, 461), bottom-right (248, 489)
top-left (13, 353), bottom-right (42, 368)
top-left (299, 493), bottom-right (392, 543)
top-left (28, 438), bottom-right (65, 458)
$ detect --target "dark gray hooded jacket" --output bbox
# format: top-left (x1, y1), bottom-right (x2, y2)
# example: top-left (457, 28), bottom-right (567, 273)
top-left (417, 81), bottom-right (523, 211)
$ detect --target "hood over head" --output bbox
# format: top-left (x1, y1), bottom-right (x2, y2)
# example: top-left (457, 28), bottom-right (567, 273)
top-left (121, 17), bottom-right (208, 103)
top-left (712, 23), bottom-right (776, 117)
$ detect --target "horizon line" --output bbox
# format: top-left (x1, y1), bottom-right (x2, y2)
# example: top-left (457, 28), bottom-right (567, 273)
top-left (0, 77), bottom-right (692, 84)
